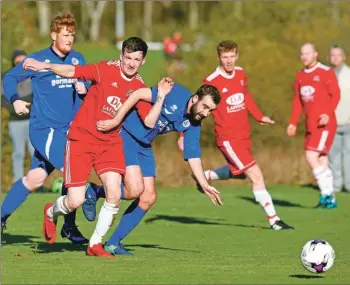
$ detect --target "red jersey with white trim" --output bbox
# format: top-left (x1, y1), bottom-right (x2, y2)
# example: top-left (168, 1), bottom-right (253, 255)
top-left (289, 62), bottom-right (340, 131)
top-left (68, 60), bottom-right (145, 144)
top-left (203, 66), bottom-right (264, 141)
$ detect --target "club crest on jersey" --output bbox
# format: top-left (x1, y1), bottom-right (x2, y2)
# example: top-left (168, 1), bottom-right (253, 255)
top-left (71, 58), bottom-right (79, 65)
top-left (240, 80), bottom-right (244, 86)
top-left (226, 93), bottom-right (245, 113)
top-left (313, 75), bottom-right (320, 82)
top-left (222, 88), bottom-right (228, 93)
top-left (182, 120), bottom-right (190, 128)
top-left (111, 82), bottom-right (118, 88)
top-left (300, 85), bottom-right (315, 102)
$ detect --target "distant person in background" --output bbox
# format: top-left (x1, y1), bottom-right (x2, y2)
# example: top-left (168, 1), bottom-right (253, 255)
top-left (287, 43), bottom-right (340, 209)
top-left (328, 45), bottom-right (350, 193)
top-left (163, 31), bottom-right (185, 80)
top-left (1, 49), bottom-right (34, 182)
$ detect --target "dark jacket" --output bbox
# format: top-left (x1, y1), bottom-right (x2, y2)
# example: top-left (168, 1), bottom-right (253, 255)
top-left (2, 49), bottom-right (32, 121)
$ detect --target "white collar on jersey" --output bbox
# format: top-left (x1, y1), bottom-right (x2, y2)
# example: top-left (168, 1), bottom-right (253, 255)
top-left (216, 66), bottom-right (235, 79)
top-left (304, 62), bottom-right (320, 73)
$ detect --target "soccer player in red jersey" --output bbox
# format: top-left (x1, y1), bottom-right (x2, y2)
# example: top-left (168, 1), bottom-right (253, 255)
top-left (192, 40), bottom-right (293, 230)
top-left (24, 37), bottom-right (172, 257)
top-left (287, 43), bottom-right (340, 208)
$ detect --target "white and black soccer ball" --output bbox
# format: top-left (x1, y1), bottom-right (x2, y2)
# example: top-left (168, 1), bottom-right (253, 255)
top-left (301, 239), bottom-right (335, 273)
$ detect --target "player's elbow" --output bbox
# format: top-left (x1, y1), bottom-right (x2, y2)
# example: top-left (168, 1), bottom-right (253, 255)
top-left (144, 117), bottom-right (156, 128)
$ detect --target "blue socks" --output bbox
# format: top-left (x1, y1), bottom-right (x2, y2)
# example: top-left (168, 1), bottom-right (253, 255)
top-left (1, 179), bottom-right (31, 223)
top-left (106, 199), bottom-right (146, 246)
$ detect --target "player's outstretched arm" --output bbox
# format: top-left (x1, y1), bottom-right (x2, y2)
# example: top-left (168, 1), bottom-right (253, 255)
top-left (143, 77), bottom-right (173, 128)
top-left (96, 77), bottom-right (173, 132)
top-left (23, 58), bottom-right (75, 78)
top-left (188, 158), bottom-right (223, 206)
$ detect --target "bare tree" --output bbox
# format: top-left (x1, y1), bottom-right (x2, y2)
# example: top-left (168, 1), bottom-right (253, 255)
top-left (62, 1), bottom-right (71, 12)
top-left (37, 1), bottom-right (50, 37)
top-left (85, 1), bottom-right (108, 41)
top-left (115, 0), bottom-right (125, 41)
top-left (330, 0), bottom-right (340, 25)
top-left (143, 1), bottom-right (153, 42)
top-left (189, 1), bottom-right (199, 30)
top-left (234, 0), bottom-right (243, 20)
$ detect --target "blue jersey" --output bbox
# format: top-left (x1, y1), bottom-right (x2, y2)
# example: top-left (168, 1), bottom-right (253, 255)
top-left (122, 83), bottom-right (201, 160)
top-left (3, 46), bottom-right (87, 130)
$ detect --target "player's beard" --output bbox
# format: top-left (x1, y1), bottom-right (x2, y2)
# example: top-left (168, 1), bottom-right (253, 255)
top-left (55, 41), bottom-right (72, 56)
top-left (189, 102), bottom-right (204, 122)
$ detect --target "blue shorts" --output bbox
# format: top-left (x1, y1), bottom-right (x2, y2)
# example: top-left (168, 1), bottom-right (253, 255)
top-left (29, 126), bottom-right (68, 175)
top-left (121, 129), bottom-right (155, 177)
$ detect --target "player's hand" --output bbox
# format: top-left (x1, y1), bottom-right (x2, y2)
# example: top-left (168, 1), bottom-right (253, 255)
top-left (96, 119), bottom-right (118, 132)
top-left (177, 135), bottom-right (184, 151)
top-left (13, 100), bottom-right (31, 115)
top-left (286, 124), bottom-right (297, 136)
top-left (318, 114), bottom-right (329, 127)
top-left (74, 81), bottom-right (87, 95)
top-left (259, 116), bottom-right (275, 126)
top-left (157, 77), bottom-right (174, 98)
top-left (23, 58), bottom-right (47, 72)
top-left (201, 184), bottom-right (223, 206)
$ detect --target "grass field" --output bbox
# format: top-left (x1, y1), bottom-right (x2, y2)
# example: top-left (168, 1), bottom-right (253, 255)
top-left (1, 185), bottom-right (350, 284)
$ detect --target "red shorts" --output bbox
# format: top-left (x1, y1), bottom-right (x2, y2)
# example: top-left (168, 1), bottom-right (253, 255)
top-left (64, 139), bottom-right (126, 188)
top-left (217, 139), bottom-right (256, 175)
top-left (304, 126), bottom-right (336, 155)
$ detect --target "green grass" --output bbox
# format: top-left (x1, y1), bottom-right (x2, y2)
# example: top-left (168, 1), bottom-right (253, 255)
top-left (2, 185), bottom-right (350, 284)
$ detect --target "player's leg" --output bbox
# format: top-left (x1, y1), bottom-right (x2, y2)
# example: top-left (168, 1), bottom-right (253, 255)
top-left (328, 130), bottom-right (343, 193)
top-left (105, 177), bottom-right (156, 255)
top-left (86, 171), bottom-right (121, 258)
top-left (41, 128), bottom-right (88, 243)
top-left (342, 125), bottom-right (350, 192)
top-left (204, 165), bottom-right (247, 181)
top-left (244, 164), bottom-right (293, 230)
top-left (42, 139), bottom-right (92, 244)
top-left (1, 150), bottom-right (51, 231)
top-left (305, 127), bottom-right (337, 208)
top-left (82, 130), bottom-right (145, 221)
top-left (105, 144), bottom-right (156, 255)
top-left (86, 142), bottom-right (125, 257)
top-left (43, 185), bottom-right (86, 244)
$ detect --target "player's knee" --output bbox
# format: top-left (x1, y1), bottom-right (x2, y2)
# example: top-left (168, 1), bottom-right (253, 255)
top-left (140, 191), bottom-right (157, 208)
top-left (23, 168), bottom-right (47, 191)
top-left (126, 182), bottom-right (145, 199)
top-left (66, 195), bottom-right (85, 210)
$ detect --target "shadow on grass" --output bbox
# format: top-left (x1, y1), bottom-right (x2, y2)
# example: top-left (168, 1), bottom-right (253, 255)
top-left (289, 274), bottom-right (324, 279)
top-left (1, 233), bottom-right (38, 245)
top-left (126, 243), bottom-right (199, 253)
top-left (238, 195), bottom-right (309, 209)
top-left (145, 214), bottom-right (271, 230)
top-left (301, 184), bottom-right (319, 191)
top-left (30, 242), bottom-right (86, 254)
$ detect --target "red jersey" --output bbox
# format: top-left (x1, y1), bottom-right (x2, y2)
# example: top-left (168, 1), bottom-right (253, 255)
top-left (203, 66), bottom-right (264, 142)
top-left (289, 62), bottom-right (340, 131)
top-left (68, 60), bottom-right (145, 144)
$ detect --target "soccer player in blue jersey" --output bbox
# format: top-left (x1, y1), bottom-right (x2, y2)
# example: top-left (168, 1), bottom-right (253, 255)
top-left (84, 83), bottom-right (223, 255)
top-left (1, 12), bottom-right (94, 244)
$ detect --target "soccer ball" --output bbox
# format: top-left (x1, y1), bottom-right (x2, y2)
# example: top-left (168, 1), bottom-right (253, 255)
top-left (51, 177), bottom-right (64, 193)
top-left (300, 239), bottom-right (335, 273)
